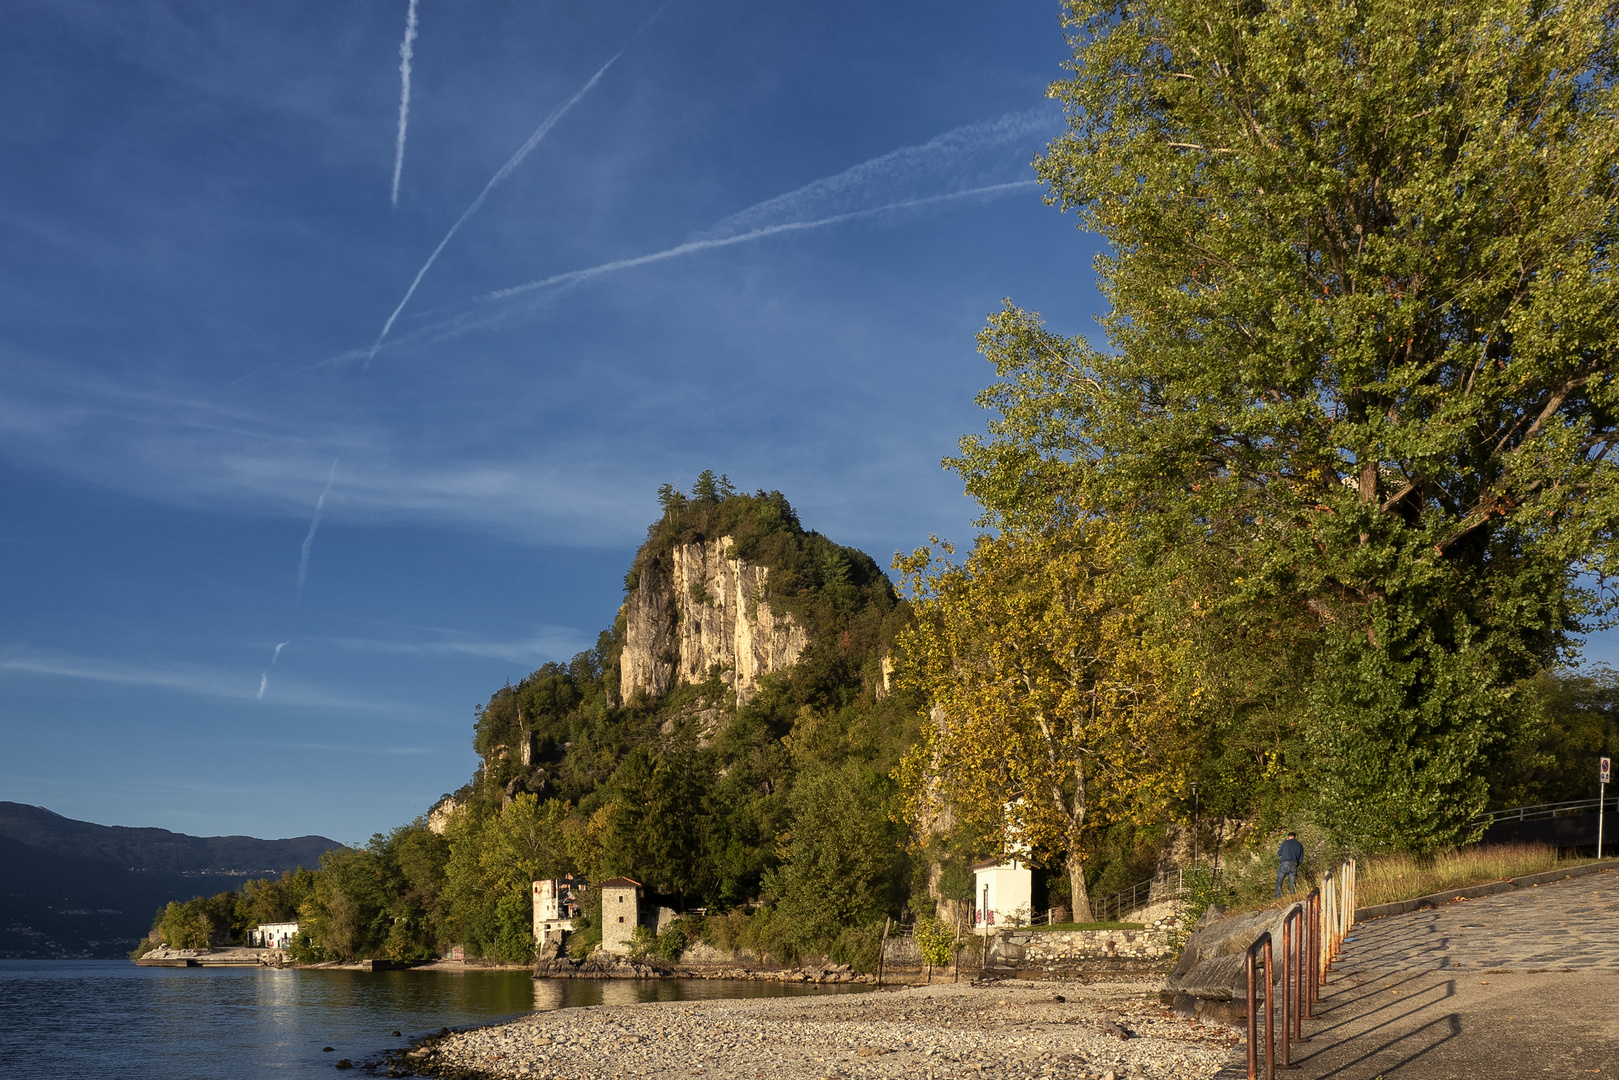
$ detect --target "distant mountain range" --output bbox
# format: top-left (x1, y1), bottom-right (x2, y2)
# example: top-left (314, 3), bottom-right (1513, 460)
top-left (0, 802), bottom-right (342, 958)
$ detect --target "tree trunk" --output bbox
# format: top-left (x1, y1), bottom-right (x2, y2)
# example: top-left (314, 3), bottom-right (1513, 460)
top-left (1068, 855), bottom-right (1093, 923)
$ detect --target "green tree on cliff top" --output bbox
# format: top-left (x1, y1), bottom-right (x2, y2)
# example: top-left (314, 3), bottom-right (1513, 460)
top-left (954, 0), bottom-right (1619, 853)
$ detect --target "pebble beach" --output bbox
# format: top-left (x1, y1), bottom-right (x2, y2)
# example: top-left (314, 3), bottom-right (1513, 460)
top-left (396, 978), bottom-right (1242, 1080)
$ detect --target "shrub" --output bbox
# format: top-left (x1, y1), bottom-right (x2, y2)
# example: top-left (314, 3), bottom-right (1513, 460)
top-left (828, 923), bottom-right (883, 973)
top-left (914, 916), bottom-right (955, 969)
top-left (655, 915), bottom-right (702, 962)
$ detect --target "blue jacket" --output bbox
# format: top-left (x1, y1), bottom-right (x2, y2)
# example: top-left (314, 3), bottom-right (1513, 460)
top-left (1278, 838), bottom-right (1304, 866)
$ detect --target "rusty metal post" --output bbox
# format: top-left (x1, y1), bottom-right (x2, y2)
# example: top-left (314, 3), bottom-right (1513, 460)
top-left (1245, 932), bottom-right (1274, 1080)
top-left (1278, 906), bottom-right (1301, 1067)
top-left (1304, 888), bottom-right (1321, 1018)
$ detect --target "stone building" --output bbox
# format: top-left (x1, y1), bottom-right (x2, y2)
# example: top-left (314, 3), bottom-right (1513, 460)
top-left (532, 875), bottom-right (583, 948)
top-left (971, 857), bottom-right (1033, 933)
top-left (598, 877), bottom-right (643, 954)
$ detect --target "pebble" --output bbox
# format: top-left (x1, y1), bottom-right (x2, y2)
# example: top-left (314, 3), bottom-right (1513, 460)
top-left (402, 978), bottom-right (1241, 1079)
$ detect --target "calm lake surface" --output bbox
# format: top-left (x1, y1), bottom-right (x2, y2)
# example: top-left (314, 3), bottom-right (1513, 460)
top-left (0, 960), bottom-right (869, 1079)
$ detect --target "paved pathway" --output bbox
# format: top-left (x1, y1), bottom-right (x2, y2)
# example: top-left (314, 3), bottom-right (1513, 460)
top-left (1251, 867), bottom-right (1619, 1079)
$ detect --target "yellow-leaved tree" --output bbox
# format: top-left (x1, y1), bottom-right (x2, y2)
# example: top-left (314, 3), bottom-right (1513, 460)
top-left (895, 522), bottom-right (1188, 922)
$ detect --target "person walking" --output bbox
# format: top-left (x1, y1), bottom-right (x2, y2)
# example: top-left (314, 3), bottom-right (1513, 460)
top-left (1275, 832), bottom-right (1304, 897)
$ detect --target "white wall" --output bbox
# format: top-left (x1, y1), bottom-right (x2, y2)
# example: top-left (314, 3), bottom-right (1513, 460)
top-left (973, 859), bottom-right (1033, 933)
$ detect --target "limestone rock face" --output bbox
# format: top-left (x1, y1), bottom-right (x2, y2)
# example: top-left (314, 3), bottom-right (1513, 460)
top-left (620, 536), bottom-right (809, 705)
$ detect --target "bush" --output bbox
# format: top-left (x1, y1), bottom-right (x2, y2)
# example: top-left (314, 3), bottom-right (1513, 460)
top-left (739, 906), bottom-right (798, 967)
top-left (701, 910), bottom-right (750, 953)
top-left (828, 923), bottom-right (883, 973)
top-left (914, 916), bottom-right (954, 969)
top-left (655, 915), bottom-right (702, 962)
top-left (627, 925), bottom-right (657, 960)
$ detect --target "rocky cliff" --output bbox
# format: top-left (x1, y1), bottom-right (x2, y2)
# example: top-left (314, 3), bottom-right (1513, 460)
top-left (620, 536), bottom-right (809, 705)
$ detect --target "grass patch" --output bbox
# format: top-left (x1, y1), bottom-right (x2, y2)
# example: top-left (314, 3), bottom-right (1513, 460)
top-left (1210, 842), bottom-right (1588, 921)
top-left (1354, 843), bottom-right (1572, 909)
top-left (1018, 921), bottom-right (1144, 932)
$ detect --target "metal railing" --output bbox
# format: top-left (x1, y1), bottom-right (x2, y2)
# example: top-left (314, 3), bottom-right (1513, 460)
top-left (1245, 860), bottom-right (1353, 1080)
top-left (1471, 796), bottom-right (1619, 828)
top-left (1090, 866), bottom-right (1217, 923)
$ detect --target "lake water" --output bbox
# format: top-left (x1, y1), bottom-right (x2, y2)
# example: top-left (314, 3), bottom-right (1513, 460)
top-left (0, 960), bottom-right (869, 1079)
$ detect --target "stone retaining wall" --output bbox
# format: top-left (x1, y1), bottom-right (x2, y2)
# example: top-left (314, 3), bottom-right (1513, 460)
top-left (985, 917), bottom-right (1178, 976)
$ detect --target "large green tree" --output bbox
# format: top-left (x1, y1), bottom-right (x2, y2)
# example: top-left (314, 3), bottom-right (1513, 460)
top-left (957, 0), bottom-right (1619, 853)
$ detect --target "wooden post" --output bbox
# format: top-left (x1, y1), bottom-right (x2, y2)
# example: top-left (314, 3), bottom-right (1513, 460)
top-left (877, 916), bottom-right (891, 986)
top-left (953, 919), bottom-right (961, 984)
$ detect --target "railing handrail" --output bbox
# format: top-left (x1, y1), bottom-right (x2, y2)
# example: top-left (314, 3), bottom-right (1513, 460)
top-left (1472, 795), bottom-right (1618, 826)
top-left (1089, 864), bottom-right (1225, 922)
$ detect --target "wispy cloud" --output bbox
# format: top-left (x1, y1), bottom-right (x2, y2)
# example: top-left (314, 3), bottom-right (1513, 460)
top-left (256, 673), bottom-right (268, 700)
top-left (390, 0), bottom-right (420, 207)
top-left (296, 459), bottom-right (337, 604)
top-left (0, 650), bottom-right (393, 712)
top-left (328, 624), bottom-right (591, 666)
top-left (367, 49), bottom-right (624, 364)
top-left (250, 740), bottom-right (437, 756)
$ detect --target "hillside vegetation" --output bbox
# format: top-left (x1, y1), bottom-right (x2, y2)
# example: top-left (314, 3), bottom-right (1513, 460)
top-left (152, 480), bottom-right (931, 964)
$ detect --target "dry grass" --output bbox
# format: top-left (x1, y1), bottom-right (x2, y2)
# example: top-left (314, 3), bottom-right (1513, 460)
top-left (1352, 842), bottom-right (1569, 909)
top-left (1212, 842), bottom-right (1579, 920)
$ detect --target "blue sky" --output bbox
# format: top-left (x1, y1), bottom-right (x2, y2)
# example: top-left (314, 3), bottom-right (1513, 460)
top-left (0, 0), bottom-right (1112, 843)
top-left (5, 1), bottom-right (1613, 847)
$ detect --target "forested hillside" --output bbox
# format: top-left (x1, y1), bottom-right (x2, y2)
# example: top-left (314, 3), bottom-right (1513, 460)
top-left (149, 479), bottom-right (932, 964)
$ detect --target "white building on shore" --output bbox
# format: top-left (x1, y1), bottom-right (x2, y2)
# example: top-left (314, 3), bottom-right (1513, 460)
top-left (971, 857), bottom-right (1033, 934)
top-left (532, 876), bottom-right (583, 947)
top-left (248, 922), bottom-right (299, 948)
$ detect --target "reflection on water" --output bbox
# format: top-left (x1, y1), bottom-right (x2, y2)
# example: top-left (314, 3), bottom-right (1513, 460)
top-left (0, 960), bottom-right (867, 1080)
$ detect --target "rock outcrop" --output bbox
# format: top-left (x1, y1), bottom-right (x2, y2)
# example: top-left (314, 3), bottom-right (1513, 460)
top-left (1159, 904), bottom-right (1301, 1025)
top-left (620, 536), bottom-right (808, 705)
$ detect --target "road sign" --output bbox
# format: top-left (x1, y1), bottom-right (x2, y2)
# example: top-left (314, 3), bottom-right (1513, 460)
top-left (1603, 757), bottom-right (1611, 784)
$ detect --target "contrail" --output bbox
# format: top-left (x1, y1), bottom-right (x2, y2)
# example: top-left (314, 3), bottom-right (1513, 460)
top-left (257, 640), bottom-right (290, 701)
top-left (485, 183), bottom-right (1038, 303)
top-left (311, 182), bottom-right (1037, 369)
top-left (702, 109), bottom-right (1057, 240)
top-left (390, 0), bottom-right (420, 207)
top-left (366, 49), bottom-right (624, 365)
top-left (297, 460), bottom-right (338, 605)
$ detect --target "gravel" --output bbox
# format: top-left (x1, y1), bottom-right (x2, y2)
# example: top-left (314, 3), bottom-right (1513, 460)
top-left (398, 978), bottom-right (1243, 1080)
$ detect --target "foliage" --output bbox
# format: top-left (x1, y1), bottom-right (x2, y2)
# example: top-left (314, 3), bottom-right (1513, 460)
top-left (947, 0), bottom-right (1619, 856)
top-left (654, 914), bottom-right (702, 963)
top-left (1490, 667), bottom-right (1619, 807)
top-left (154, 889), bottom-right (243, 949)
top-left (770, 760), bottom-right (908, 951)
top-left (827, 922), bottom-right (883, 973)
top-left (914, 915), bottom-right (955, 969)
top-left (896, 524), bottom-right (1189, 920)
